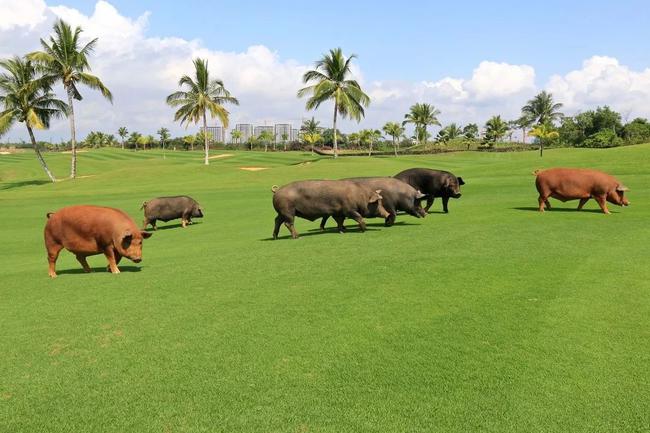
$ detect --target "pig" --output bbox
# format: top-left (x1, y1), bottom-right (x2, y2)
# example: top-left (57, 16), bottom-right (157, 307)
top-left (141, 195), bottom-right (203, 230)
top-left (320, 177), bottom-right (426, 229)
top-left (44, 205), bottom-right (152, 278)
top-left (533, 168), bottom-right (630, 214)
top-left (271, 180), bottom-right (390, 239)
top-left (394, 168), bottom-right (465, 213)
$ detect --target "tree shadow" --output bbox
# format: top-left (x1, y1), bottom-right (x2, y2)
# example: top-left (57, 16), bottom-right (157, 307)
top-left (146, 221), bottom-right (203, 231)
top-left (511, 206), bottom-right (607, 214)
top-left (55, 266), bottom-right (143, 275)
top-left (0, 179), bottom-right (50, 190)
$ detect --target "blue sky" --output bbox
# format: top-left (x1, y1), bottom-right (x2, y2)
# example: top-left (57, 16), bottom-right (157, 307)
top-left (53, 0), bottom-right (650, 82)
top-left (1, 0), bottom-right (650, 140)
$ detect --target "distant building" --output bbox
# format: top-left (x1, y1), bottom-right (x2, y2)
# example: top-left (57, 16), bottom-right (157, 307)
top-left (235, 124), bottom-right (254, 142)
top-left (200, 126), bottom-right (225, 143)
top-left (254, 125), bottom-right (274, 137)
top-left (274, 124), bottom-right (291, 143)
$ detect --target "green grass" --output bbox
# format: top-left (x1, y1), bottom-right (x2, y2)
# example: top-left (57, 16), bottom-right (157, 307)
top-left (1, 146), bottom-right (649, 433)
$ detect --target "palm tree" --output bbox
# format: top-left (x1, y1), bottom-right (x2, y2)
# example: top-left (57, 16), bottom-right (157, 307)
top-left (462, 123), bottom-right (479, 150)
top-left (302, 132), bottom-right (321, 154)
top-left (128, 131), bottom-right (141, 150)
top-left (29, 19), bottom-right (113, 179)
top-left (300, 117), bottom-right (321, 135)
top-left (258, 129), bottom-right (274, 152)
top-left (166, 58), bottom-right (238, 165)
top-left (360, 129), bottom-right (382, 156)
top-left (230, 129), bottom-right (242, 145)
top-left (528, 123), bottom-right (560, 157)
top-left (183, 134), bottom-right (196, 151)
top-left (117, 126), bottom-right (128, 150)
top-left (437, 123), bottom-right (463, 143)
top-left (157, 127), bottom-right (170, 158)
top-left (298, 48), bottom-right (370, 158)
top-left (347, 132), bottom-right (360, 149)
top-left (403, 103), bottom-right (441, 145)
top-left (514, 115), bottom-right (534, 144)
top-left (137, 134), bottom-right (153, 151)
top-left (383, 122), bottom-right (405, 156)
top-left (521, 91), bottom-right (563, 126)
top-left (484, 115), bottom-right (509, 147)
top-left (281, 132), bottom-right (289, 151)
top-left (0, 56), bottom-right (68, 182)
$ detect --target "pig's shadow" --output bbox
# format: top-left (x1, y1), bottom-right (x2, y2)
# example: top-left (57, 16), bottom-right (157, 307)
top-left (261, 226), bottom-right (382, 241)
top-left (512, 206), bottom-right (609, 214)
top-left (56, 266), bottom-right (142, 275)
top-left (146, 221), bottom-right (203, 231)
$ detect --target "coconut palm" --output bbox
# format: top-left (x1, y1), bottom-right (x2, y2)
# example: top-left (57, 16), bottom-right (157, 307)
top-left (117, 126), bottom-right (128, 150)
top-left (128, 131), bottom-right (141, 150)
top-left (484, 115), bottom-right (509, 146)
top-left (521, 91), bottom-right (563, 127)
top-left (137, 134), bottom-right (153, 150)
top-left (437, 123), bottom-right (463, 143)
top-left (28, 19), bottom-right (113, 179)
top-left (303, 132), bottom-right (321, 154)
top-left (347, 132), bottom-right (360, 149)
top-left (300, 116), bottom-right (321, 135)
top-left (0, 56), bottom-right (68, 182)
top-left (514, 115), bottom-right (534, 144)
top-left (383, 122), bottom-right (405, 156)
top-left (258, 129), bottom-right (274, 152)
top-left (529, 123), bottom-right (560, 157)
top-left (281, 132), bottom-right (289, 151)
top-left (298, 48), bottom-right (370, 158)
top-left (157, 127), bottom-right (170, 158)
top-left (230, 129), bottom-right (242, 145)
top-left (403, 103), bottom-right (441, 145)
top-left (360, 129), bottom-right (382, 156)
top-left (166, 58), bottom-right (239, 165)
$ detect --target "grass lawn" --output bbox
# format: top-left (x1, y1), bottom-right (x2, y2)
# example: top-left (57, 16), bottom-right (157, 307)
top-left (1, 145), bottom-right (649, 433)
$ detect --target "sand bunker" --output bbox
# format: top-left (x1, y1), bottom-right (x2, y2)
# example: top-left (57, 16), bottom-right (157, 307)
top-left (239, 167), bottom-right (268, 171)
top-left (208, 153), bottom-right (234, 159)
top-left (0, 151), bottom-right (11, 155)
top-left (62, 150), bottom-right (88, 154)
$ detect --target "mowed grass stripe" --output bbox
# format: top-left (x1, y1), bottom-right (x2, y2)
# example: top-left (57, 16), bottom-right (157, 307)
top-left (0, 145), bottom-right (649, 433)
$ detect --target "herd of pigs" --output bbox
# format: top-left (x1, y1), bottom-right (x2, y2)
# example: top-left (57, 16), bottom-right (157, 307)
top-left (43, 167), bottom-right (630, 278)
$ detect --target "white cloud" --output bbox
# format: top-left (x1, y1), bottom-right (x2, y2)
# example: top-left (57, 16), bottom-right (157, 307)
top-left (0, 1), bottom-right (649, 142)
top-left (546, 56), bottom-right (650, 119)
top-left (0, 0), bottom-right (48, 31)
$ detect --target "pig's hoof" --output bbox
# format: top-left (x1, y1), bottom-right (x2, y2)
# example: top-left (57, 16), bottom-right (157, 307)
top-left (49, 273), bottom-right (57, 279)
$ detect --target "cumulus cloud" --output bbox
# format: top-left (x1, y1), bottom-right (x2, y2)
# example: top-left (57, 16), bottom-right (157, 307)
top-left (547, 56), bottom-right (650, 120)
top-left (0, 0), bottom-right (649, 142)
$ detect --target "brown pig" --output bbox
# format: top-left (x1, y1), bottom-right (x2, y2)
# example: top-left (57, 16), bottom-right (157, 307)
top-left (44, 205), bottom-right (152, 278)
top-left (534, 168), bottom-right (630, 214)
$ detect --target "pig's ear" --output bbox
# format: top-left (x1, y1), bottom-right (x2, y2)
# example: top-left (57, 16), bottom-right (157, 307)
top-left (141, 231), bottom-right (152, 239)
top-left (415, 190), bottom-right (426, 199)
top-left (369, 189), bottom-right (383, 203)
top-left (121, 230), bottom-right (133, 248)
top-left (616, 184), bottom-right (629, 192)
top-left (457, 177), bottom-right (465, 185)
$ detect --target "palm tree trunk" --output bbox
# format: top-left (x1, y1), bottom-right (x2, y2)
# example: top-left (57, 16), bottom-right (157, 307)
top-left (368, 140), bottom-right (372, 157)
top-left (121, 139), bottom-right (125, 150)
top-left (540, 138), bottom-right (544, 157)
top-left (332, 100), bottom-right (338, 159)
top-left (203, 112), bottom-right (209, 165)
top-left (66, 86), bottom-right (77, 179)
top-left (393, 137), bottom-right (398, 157)
top-left (522, 127), bottom-right (526, 144)
top-left (27, 125), bottom-right (56, 182)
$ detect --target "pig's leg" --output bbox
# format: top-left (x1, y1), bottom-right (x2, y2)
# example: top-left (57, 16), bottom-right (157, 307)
top-left (46, 243), bottom-right (63, 278)
top-left (351, 211), bottom-right (366, 232)
top-left (150, 220), bottom-right (157, 230)
top-left (104, 247), bottom-right (121, 274)
top-left (273, 215), bottom-right (283, 239)
top-left (75, 254), bottom-right (91, 273)
top-left (577, 198), bottom-right (589, 211)
top-left (142, 218), bottom-right (149, 230)
top-left (595, 195), bottom-right (610, 214)
top-left (424, 197), bottom-right (435, 212)
top-left (334, 216), bottom-right (346, 233)
top-left (320, 216), bottom-right (330, 231)
top-left (181, 218), bottom-right (187, 228)
top-left (538, 195), bottom-right (548, 212)
top-left (544, 199), bottom-right (552, 210)
top-left (284, 217), bottom-right (299, 239)
top-left (442, 196), bottom-right (450, 213)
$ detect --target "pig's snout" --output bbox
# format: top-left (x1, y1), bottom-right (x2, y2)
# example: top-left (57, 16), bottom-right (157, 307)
top-left (132, 257), bottom-right (142, 263)
top-left (453, 193), bottom-right (462, 198)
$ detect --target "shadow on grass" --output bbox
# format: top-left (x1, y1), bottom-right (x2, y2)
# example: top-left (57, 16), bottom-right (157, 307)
top-left (56, 266), bottom-right (142, 275)
top-left (146, 221), bottom-right (203, 231)
top-left (0, 179), bottom-right (50, 190)
top-left (512, 206), bottom-right (607, 214)
top-left (261, 226), bottom-right (383, 241)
